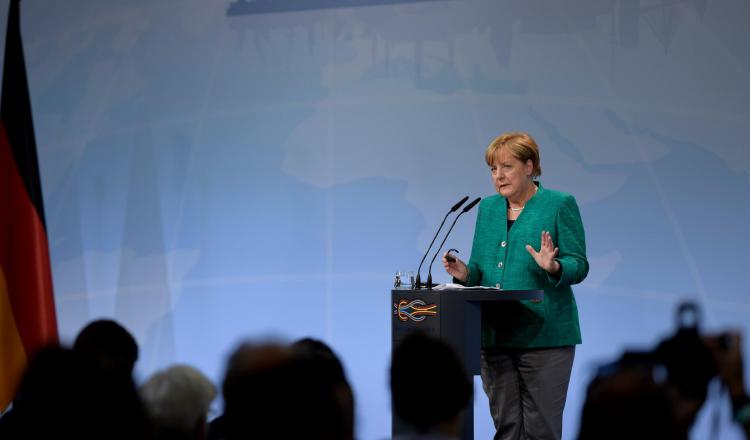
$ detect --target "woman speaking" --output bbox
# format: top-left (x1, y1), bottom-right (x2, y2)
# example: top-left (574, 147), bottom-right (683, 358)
top-left (443, 132), bottom-right (588, 440)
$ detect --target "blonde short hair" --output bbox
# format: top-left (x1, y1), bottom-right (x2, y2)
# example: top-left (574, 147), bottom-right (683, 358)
top-left (140, 364), bottom-right (217, 433)
top-left (485, 132), bottom-right (542, 179)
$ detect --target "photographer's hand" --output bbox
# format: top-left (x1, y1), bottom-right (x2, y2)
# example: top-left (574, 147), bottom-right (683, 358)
top-left (706, 332), bottom-right (750, 437)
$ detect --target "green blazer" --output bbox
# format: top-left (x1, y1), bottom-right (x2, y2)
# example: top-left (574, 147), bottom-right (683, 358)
top-left (463, 182), bottom-right (588, 348)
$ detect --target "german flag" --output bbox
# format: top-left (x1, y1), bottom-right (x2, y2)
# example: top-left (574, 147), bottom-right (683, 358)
top-left (0, 0), bottom-right (58, 410)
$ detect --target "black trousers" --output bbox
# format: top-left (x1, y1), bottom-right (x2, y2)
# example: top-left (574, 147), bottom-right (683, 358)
top-left (480, 346), bottom-right (575, 440)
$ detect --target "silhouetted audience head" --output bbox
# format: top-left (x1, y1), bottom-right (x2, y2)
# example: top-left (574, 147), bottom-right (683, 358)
top-left (291, 338), bottom-right (355, 439)
top-left (222, 341), bottom-right (353, 440)
top-left (8, 345), bottom-right (151, 440)
top-left (140, 364), bottom-right (217, 440)
top-left (73, 319), bottom-right (138, 375)
top-left (390, 332), bottom-right (472, 435)
top-left (291, 337), bottom-right (348, 384)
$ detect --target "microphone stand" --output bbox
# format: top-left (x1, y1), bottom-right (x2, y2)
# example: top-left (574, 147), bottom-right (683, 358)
top-left (415, 196), bottom-right (468, 289)
top-left (427, 197), bottom-right (481, 289)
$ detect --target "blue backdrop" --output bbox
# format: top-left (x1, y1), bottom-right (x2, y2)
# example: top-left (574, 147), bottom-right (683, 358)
top-left (2, 0), bottom-right (749, 438)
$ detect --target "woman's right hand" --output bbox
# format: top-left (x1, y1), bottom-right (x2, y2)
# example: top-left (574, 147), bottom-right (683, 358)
top-left (443, 252), bottom-right (469, 283)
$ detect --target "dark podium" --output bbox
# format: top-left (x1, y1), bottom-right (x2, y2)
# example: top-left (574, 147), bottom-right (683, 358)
top-left (391, 288), bottom-right (544, 440)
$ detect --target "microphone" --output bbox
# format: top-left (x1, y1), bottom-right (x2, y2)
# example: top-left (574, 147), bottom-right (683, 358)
top-left (415, 196), bottom-right (469, 289)
top-left (426, 197), bottom-right (481, 289)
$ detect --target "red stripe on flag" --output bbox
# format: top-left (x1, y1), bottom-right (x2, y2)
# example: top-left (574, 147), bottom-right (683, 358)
top-left (0, 121), bottom-right (58, 359)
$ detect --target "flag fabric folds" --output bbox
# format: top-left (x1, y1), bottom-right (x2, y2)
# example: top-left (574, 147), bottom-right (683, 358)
top-left (0, 0), bottom-right (58, 410)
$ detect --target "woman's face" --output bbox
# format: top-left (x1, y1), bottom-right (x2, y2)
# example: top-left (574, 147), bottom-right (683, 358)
top-left (490, 148), bottom-right (533, 200)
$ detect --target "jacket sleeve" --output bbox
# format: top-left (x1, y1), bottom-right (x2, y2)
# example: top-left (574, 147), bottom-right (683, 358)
top-left (547, 194), bottom-right (588, 287)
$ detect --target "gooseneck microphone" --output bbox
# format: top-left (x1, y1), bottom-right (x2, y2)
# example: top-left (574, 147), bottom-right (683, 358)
top-left (426, 197), bottom-right (481, 289)
top-left (415, 196), bottom-right (469, 289)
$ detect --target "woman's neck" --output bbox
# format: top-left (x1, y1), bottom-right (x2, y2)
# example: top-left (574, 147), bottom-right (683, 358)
top-left (508, 181), bottom-right (537, 208)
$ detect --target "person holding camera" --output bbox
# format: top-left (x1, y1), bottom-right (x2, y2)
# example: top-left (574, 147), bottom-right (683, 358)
top-left (658, 313), bottom-right (750, 438)
top-left (578, 318), bottom-right (750, 440)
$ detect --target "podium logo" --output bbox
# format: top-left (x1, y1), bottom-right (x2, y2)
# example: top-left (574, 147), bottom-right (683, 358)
top-left (394, 299), bottom-right (438, 322)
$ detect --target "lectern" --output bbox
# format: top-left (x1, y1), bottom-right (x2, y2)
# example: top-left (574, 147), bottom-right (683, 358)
top-left (391, 288), bottom-right (543, 440)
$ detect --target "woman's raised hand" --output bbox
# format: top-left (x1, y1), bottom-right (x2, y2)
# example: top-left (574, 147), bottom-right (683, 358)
top-left (526, 230), bottom-right (561, 275)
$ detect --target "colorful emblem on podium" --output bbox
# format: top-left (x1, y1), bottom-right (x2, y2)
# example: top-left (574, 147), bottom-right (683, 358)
top-left (394, 299), bottom-right (438, 322)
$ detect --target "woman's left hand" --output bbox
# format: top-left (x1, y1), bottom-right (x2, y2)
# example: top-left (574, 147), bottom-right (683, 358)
top-left (526, 230), bottom-right (561, 275)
